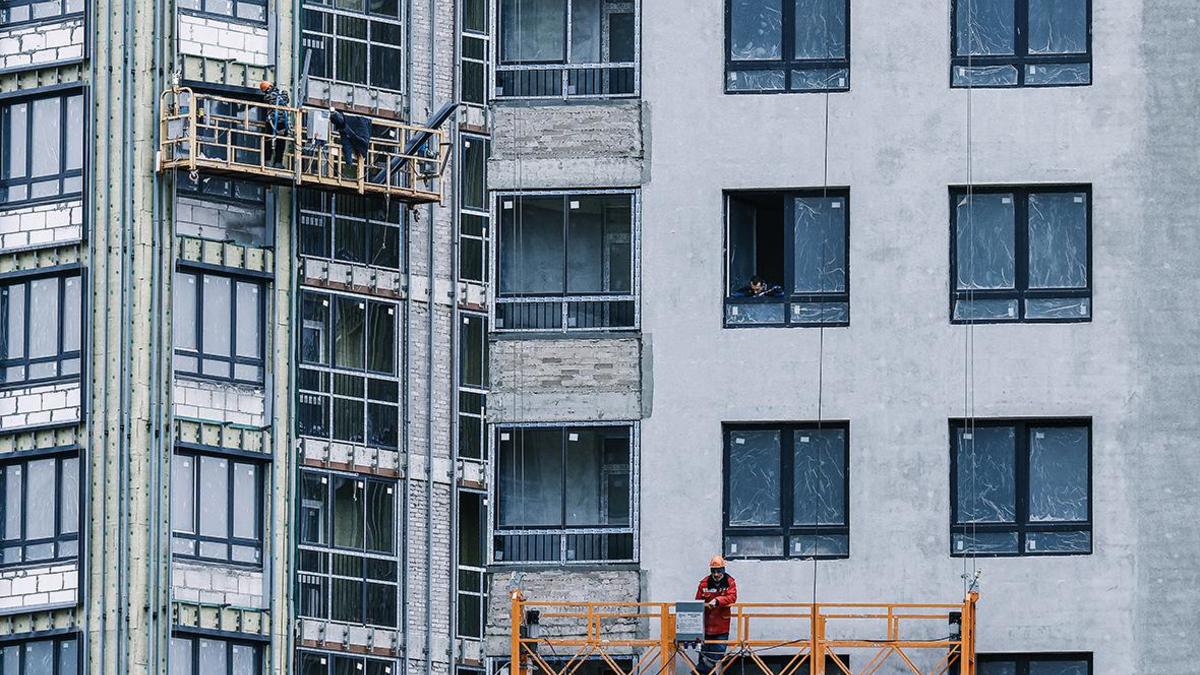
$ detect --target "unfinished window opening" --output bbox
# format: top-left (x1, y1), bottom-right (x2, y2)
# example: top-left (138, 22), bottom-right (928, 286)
top-left (0, 635), bottom-right (79, 675)
top-left (177, 174), bottom-right (268, 247)
top-left (298, 191), bottom-right (404, 270)
top-left (494, 425), bottom-right (635, 564)
top-left (459, 136), bottom-right (490, 285)
top-left (0, 448), bottom-right (80, 567)
top-left (0, 91), bottom-right (84, 206)
top-left (302, 0), bottom-right (404, 93)
top-left (298, 470), bottom-right (399, 627)
top-left (951, 419), bottom-right (1091, 557)
top-left (497, 0), bottom-right (639, 99)
top-left (456, 490), bottom-right (487, 639)
top-left (170, 635), bottom-right (263, 675)
top-left (979, 653), bottom-right (1092, 674)
top-left (952, 0), bottom-right (1091, 87)
top-left (726, 0), bottom-right (850, 93)
top-left (177, 0), bottom-right (267, 24)
top-left (725, 189), bottom-right (848, 327)
top-left (170, 448), bottom-right (264, 565)
top-left (951, 186), bottom-right (1090, 323)
top-left (723, 423), bottom-right (849, 560)
top-left (496, 191), bottom-right (636, 331)
top-left (298, 651), bottom-right (396, 675)
top-left (0, 270), bottom-right (83, 386)
top-left (297, 290), bottom-right (400, 449)
top-left (457, 312), bottom-right (488, 461)
top-left (173, 268), bottom-right (266, 385)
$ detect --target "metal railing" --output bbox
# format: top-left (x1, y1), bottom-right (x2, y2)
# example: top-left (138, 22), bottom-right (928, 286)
top-left (494, 295), bottom-right (637, 332)
top-left (158, 87), bottom-right (449, 203)
top-left (511, 592), bottom-right (980, 675)
top-left (495, 62), bottom-right (639, 99)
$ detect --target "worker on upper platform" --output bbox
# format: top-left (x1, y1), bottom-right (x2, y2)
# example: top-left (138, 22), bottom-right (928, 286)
top-left (259, 80), bottom-right (291, 168)
top-left (695, 555), bottom-right (737, 674)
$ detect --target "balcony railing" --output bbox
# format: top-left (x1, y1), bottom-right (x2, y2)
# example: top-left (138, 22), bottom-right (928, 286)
top-left (494, 294), bottom-right (637, 332)
top-left (495, 62), bottom-right (638, 99)
top-left (158, 87), bottom-right (449, 203)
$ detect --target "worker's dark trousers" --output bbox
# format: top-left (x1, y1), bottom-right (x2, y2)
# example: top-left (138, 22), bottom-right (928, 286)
top-left (698, 633), bottom-right (728, 673)
top-left (265, 136), bottom-right (287, 166)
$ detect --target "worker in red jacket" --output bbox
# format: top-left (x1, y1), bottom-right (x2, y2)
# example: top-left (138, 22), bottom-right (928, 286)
top-left (695, 555), bottom-right (737, 673)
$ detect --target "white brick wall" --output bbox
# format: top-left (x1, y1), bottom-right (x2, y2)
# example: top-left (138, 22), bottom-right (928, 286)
top-left (176, 196), bottom-right (267, 248)
top-left (177, 13), bottom-right (270, 66)
top-left (172, 560), bottom-right (265, 609)
top-left (173, 378), bottom-right (267, 427)
top-left (0, 562), bottom-right (79, 615)
top-left (0, 17), bottom-right (85, 72)
top-left (0, 382), bottom-right (81, 431)
top-left (0, 200), bottom-right (84, 253)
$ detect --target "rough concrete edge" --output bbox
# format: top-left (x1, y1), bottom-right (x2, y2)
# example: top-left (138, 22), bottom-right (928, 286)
top-left (640, 331), bottom-right (652, 419)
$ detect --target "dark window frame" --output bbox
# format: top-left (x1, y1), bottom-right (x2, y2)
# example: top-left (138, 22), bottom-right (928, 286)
top-left (978, 652), bottom-right (1093, 673)
top-left (0, 633), bottom-right (80, 674)
top-left (0, 267), bottom-right (84, 389)
top-left (0, 89), bottom-right (85, 208)
top-left (456, 311), bottom-right (488, 461)
top-left (297, 649), bottom-right (398, 674)
top-left (177, 0), bottom-right (268, 26)
top-left (458, 135), bottom-right (489, 285)
top-left (298, 191), bottom-right (405, 271)
top-left (724, 0), bottom-right (851, 94)
top-left (948, 185), bottom-right (1092, 324)
top-left (170, 446), bottom-right (266, 567)
top-left (723, 188), bottom-right (850, 328)
top-left (0, 0), bottom-right (84, 27)
top-left (0, 447), bottom-right (80, 569)
top-left (950, 0), bottom-right (1093, 88)
top-left (170, 634), bottom-right (264, 675)
top-left (173, 265), bottom-right (268, 386)
top-left (301, 2), bottom-right (405, 93)
top-left (456, 489), bottom-right (487, 640)
top-left (949, 418), bottom-right (1093, 558)
top-left (722, 422), bottom-right (850, 561)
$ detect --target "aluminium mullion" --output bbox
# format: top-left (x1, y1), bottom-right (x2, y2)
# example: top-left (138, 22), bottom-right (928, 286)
top-left (1015, 190), bottom-right (1030, 319)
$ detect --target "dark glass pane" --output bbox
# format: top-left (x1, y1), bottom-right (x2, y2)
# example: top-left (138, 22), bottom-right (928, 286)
top-left (364, 480), bottom-right (395, 553)
top-left (1028, 426), bottom-right (1089, 522)
top-left (332, 475), bottom-right (365, 549)
top-left (334, 296), bottom-right (365, 369)
top-left (564, 428), bottom-right (629, 526)
top-left (461, 138), bottom-right (487, 211)
top-left (499, 196), bottom-right (566, 294)
top-left (500, 0), bottom-right (566, 63)
top-left (793, 196), bottom-right (846, 293)
top-left (366, 302), bottom-right (395, 374)
top-left (300, 472), bottom-right (328, 545)
top-left (1027, 192), bottom-right (1088, 289)
top-left (956, 0), bottom-right (1015, 56)
top-left (458, 491), bottom-right (484, 567)
top-left (955, 426), bottom-right (1016, 524)
top-left (301, 292), bottom-right (330, 365)
top-left (955, 193), bottom-right (1016, 290)
top-left (792, 428), bottom-right (846, 526)
top-left (793, 0), bottom-right (846, 59)
top-left (1028, 0), bottom-right (1087, 55)
top-left (566, 194), bottom-right (632, 294)
top-left (497, 429), bottom-right (564, 527)
top-left (727, 429), bottom-right (782, 526)
top-left (730, 0), bottom-right (783, 60)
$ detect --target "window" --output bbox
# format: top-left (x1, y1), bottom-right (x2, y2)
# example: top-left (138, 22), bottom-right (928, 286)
top-left (0, 450), bottom-right (80, 566)
top-left (458, 312), bottom-right (488, 461)
top-left (298, 291), bottom-right (399, 449)
top-left (177, 174), bottom-right (268, 248)
top-left (460, 3), bottom-right (490, 105)
top-left (952, 0), bottom-right (1091, 87)
top-left (494, 425), bottom-right (634, 563)
top-left (174, 269), bottom-right (265, 384)
top-left (171, 449), bottom-right (263, 565)
top-left (177, 0), bottom-right (266, 24)
top-left (170, 635), bottom-right (262, 675)
top-left (459, 136), bottom-right (489, 285)
top-left (456, 490), bottom-right (486, 639)
top-left (302, 0), bottom-right (404, 92)
top-left (725, 190), bottom-right (848, 327)
top-left (0, 271), bottom-right (83, 386)
top-left (950, 186), bottom-right (1090, 323)
top-left (298, 470), bottom-right (399, 627)
top-left (299, 191), bottom-right (404, 270)
top-left (950, 419), bottom-right (1091, 556)
top-left (496, 192), bottom-right (636, 331)
top-left (728, 654), bottom-right (848, 674)
top-left (726, 0), bottom-right (849, 93)
top-left (1, 0), bottom-right (83, 25)
top-left (0, 635), bottom-right (79, 674)
top-left (497, 0), bottom-right (639, 99)
top-left (979, 653), bottom-right (1092, 674)
top-left (298, 651), bottom-right (396, 675)
top-left (723, 423), bottom-right (848, 559)
top-left (0, 92), bottom-right (84, 206)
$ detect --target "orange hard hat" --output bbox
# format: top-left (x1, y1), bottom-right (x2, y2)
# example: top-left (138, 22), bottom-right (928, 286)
top-left (709, 555), bottom-right (726, 568)
top-left (259, 80), bottom-right (273, 91)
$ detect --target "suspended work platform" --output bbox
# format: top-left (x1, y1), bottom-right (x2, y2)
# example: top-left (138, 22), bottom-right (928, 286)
top-left (511, 591), bottom-right (979, 675)
top-left (157, 87), bottom-right (450, 204)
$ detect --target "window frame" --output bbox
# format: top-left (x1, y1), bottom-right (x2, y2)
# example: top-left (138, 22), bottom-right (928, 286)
top-left (458, 134), bottom-right (490, 285)
top-left (723, 0), bottom-right (852, 94)
top-left (456, 310), bottom-right (488, 462)
top-left (173, 265), bottom-right (268, 386)
top-left (170, 633), bottom-right (265, 675)
top-left (170, 445), bottom-right (266, 567)
top-left (456, 489), bottom-right (487, 640)
top-left (948, 185), bottom-right (1092, 324)
top-left (949, 418), bottom-right (1093, 558)
top-left (297, 649), bottom-right (398, 674)
top-left (0, 446), bottom-right (81, 569)
top-left (978, 652), bottom-right (1093, 673)
top-left (301, 1), bottom-right (406, 93)
top-left (0, 89), bottom-right (86, 208)
top-left (177, 0), bottom-right (268, 26)
top-left (950, 0), bottom-right (1093, 88)
top-left (493, 189), bottom-right (639, 333)
top-left (0, 633), bottom-right (80, 675)
top-left (298, 191), bottom-right (406, 271)
top-left (0, 0), bottom-right (84, 28)
top-left (490, 422), bottom-right (638, 565)
top-left (723, 188), bottom-right (850, 328)
top-left (0, 267), bottom-right (85, 389)
top-left (722, 422), bottom-right (850, 561)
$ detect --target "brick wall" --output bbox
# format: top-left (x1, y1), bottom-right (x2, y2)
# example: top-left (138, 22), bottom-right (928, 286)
top-left (0, 562), bottom-right (79, 615)
top-left (172, 560), bottom-right (265, 608)
top-left (0, 382), bottom-right (82, 431)
top-left (0, 200), bottom-right (84, 253)
top-left (173, 378), bottom-right (267, 428)
top-left (488, 337), bottom-right (642, 423)
top-left (176, 196), bottom-right (267, 248)
top-left (177, 13), bottom-right (270, 66)
top-left (0, 17), bottom-right (85, 72)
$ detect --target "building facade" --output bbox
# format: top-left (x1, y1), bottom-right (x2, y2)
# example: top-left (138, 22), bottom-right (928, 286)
top-left (0, 0), bottom-right (1196, 673)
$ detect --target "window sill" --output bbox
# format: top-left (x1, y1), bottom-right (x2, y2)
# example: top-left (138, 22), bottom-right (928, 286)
top-left (0, 11), bottom-right (85, 30)
top-left (173, 553), bottom-right (264, 570)
top-left (0, 374), bottom-right (80, 392)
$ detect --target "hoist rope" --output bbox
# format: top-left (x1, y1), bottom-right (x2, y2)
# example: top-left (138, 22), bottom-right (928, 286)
top-left (962, 0), bottom-right (980, 598)
top-left (810, 78), bottom-right (832, 612)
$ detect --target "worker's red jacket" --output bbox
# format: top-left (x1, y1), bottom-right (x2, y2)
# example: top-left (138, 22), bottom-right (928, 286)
top-left (694, 574), bottom-right (737, 636)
